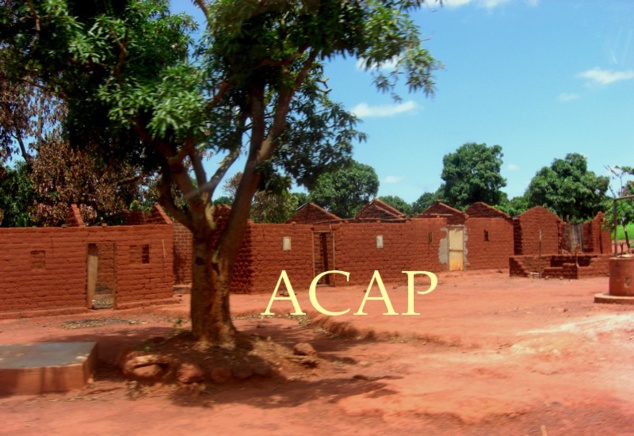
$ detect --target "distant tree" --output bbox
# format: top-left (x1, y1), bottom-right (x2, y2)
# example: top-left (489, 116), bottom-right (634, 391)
top-left (310, 161), bottom-right (379, 218)
top-left (412, 191), bottom-right (439, 215)
top-left (525, 153), bottom-right (609, 222)
top-left (213, 196), bottom-right (232, 206)
top-left (439, 143), bottom-right (507, 209)
top-left (495, 195), bottom-right (529, 217)
top-left (291, 192), bottom-right (310, 207)
top-left (379, 195), bottom-right (412, 216)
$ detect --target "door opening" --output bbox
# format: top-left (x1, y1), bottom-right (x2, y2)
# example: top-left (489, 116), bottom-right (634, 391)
top-left (86, 242), bottom-right (116, 309)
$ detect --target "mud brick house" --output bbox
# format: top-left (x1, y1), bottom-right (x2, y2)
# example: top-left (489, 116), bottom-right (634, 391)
top-left (509, 207), bottom-right (611, 279)
top-left (418, 201), bottom-right (467, 225)
top-left (414, 201), bottom-right (514, 271)
top-left (173, 200), bottom-right (521, 293)
top-left (284, 202), bottom-right (341, 224)
top-left (355, 198), bottom-right (407, 221)
top-left (0, 205), bottom-right (174, 318)
top-left (463, 202), bottom-right (515, 270)
top-left (0, 198), bottom-right (613, 317)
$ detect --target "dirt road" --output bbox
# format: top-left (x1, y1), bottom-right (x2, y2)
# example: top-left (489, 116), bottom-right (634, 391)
top-left (1, 271), bottom-right (633, 435)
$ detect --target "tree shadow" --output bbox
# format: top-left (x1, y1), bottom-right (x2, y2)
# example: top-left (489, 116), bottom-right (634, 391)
top-left (12, 312), bottom-right (405, 410)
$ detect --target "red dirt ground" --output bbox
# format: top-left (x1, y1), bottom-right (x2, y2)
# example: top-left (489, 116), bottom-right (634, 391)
top-left (1, 270), bottom-right (633, 435)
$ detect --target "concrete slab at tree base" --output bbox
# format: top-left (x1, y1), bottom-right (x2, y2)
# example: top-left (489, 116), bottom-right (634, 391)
top-left (0, 342), bottom-right (97, 395)
top-left (594, 293), bottom-right (634, 305)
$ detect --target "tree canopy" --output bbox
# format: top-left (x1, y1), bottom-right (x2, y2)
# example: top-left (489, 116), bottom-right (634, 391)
top-left (525, 153), bottom-right (609, 222)
top-left (0, 0), bottom-right (440, 345)
top-left (438, 142), bottom-right (506, 210)
top-left (310, 160), bottom-right (380, 218)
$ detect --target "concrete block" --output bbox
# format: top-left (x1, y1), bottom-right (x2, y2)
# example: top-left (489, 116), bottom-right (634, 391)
top-left (0, 342), bottom-right (97, 395)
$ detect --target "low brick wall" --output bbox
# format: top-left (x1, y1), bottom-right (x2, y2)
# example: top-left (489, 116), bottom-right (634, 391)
top-left (509, 254), bottom-right (610, 279)
top-left (0, 224), bottom-right (174, 318)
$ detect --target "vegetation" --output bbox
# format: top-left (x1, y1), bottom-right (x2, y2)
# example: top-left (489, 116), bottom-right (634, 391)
top-left (438, 142), bottom-right (506, 210)
top-left (309, 160), bottom-right (379, 218)
top-left (525, 153), bottom-right (609, 222)
top-left (0, 161), bottom-right (34, 226)
top-left (411, 191), bottom-right (438, 215)
top-left (0, 0), bottom-right (440, 345)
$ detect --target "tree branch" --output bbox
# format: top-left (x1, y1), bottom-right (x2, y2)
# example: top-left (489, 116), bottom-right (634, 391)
top-left (189, 147), bottom-right (208, 196)
top-left (192, 0), bottom-right (210, 25)
top-left (206, 81), bottom-right (231, 112)
top-left (158, 170), bottom-right (193, 230)
top-left (111, 29), bottom-right (129, 82)
top-left (255, 44), bottom-right (309, 69)
top-left (26, 0), bottom-right (41, 32)
top-left (117, 174), bottom-right (142, 186)
top-left (260, 50), bottom-right (317, 160)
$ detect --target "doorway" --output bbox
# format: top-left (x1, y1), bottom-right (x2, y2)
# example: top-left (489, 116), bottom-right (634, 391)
top-left (86, 242), bottom-right (116, 309)
top-left (313, 231), bottom-right (335, 285)
top-left (448, 226), bottom-right (465, 271)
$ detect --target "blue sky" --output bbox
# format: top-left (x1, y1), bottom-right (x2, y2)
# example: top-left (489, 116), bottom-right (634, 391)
top-left (173, 0), bottom-right (634, 204)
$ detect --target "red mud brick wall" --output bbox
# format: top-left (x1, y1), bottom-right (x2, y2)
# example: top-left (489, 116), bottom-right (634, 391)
top-left (0, 225), bottom-right (173, 316)
top-left (419, 202), bottom-right (466, 225)
top-left (107, 225), bottom-right (173, 309)
top-left (0, 228), bottom-right (87, 314)
top-left (465, 218), bottom-right (514, 270)
top-left (584, 213), bottom-right (611, 254)
top-left (464, 202), bottom-right (509, 219)
top-left (287, 203), bottom-right (339, 224)
top-left (241, 223), bottom-right (314, 294)
top-left (513, 206), bottom-right (561, 256)
top-left (332, 218), bottom-right (446, 286)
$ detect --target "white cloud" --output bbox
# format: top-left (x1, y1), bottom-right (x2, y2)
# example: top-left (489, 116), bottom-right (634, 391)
top-left (507, 163), bottom-right (521, 171)
top-left (441, 0), bottom-right (533, 9)
top-left (441, 0), bottom-right (473, 7)
top-left (351, 101), bottom-right (419, 118)
top-left (578, 67), bottom-right (634, 85)
top-left (383, 176), bottom-right (405, 184)
top-left (356, 56), bottom-right (400, 72)
top-left (557, 92), bottom-right (580, 102)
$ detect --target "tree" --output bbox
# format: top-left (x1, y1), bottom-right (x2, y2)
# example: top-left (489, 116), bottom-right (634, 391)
top-left (439, 142), bottom-right (506, 210)
top-left (29, 140), bottom-right (146, 226)
top-left (0, 160), bottom-right (35, 226)
top-left (495, 194), bottom-right (528, 217)
top-left (0, 64), bottom-right (64, 167)
top-left (310, 161), bottom-right (380, 218)
top-left (411, 191), bottom-right (438, 215)
top-left (379, 195), bottom-right (413, 216)
top-left (291, 191), bottom-right (310, 207)
top-left (1, 37), bottom-right (147, 225)
top-left (1, 0), bottom-right (440, 346)
top-left (525, 153), bottom-right (609, 222)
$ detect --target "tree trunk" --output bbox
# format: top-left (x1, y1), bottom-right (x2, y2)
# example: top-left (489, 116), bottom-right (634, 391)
top-left (190, 234), bottom-right (237, 347)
